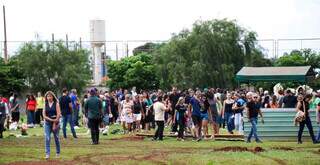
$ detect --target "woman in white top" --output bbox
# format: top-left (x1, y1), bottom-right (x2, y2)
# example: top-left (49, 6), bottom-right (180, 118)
top-left (120, 94), bottom-right (134, 134)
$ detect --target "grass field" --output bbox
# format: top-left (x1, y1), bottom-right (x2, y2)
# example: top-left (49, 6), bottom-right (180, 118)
top-left (0, 124), bottom-right (320, 165)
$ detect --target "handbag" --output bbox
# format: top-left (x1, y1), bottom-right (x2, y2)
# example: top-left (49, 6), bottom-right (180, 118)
top-left (294, 101), bottom-right (305, 126)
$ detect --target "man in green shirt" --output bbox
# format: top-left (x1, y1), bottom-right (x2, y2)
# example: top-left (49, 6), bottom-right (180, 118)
top-left (85, 89), bottom-right (102, 145)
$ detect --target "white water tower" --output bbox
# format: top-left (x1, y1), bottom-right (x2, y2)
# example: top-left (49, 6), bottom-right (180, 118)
top-left (90, 20), bottom-right (106, 85)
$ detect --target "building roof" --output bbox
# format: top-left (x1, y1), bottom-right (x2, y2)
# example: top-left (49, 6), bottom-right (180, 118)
top-left (236, 66), bottom-right (315, 82)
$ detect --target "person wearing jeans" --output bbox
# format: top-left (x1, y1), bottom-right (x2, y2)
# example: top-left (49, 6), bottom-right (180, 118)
top-left (26, 95), bottom-right (37, 127)
top-left (296, 94), bottom-right (317, 144)
top-left (85, 89), bottom-right (103, 145)
top-left (43, 91), bottom-right (61, 159)
top-left (246, 93), bottom-right (263, 143)
top-left (317, 102), bottom-right (320, 142)
top-left (59, 88), bottom-right (77, 139)
top-left (223, 94), bottom-right (235, 134)
top-left (61, 114), bottom-right (77, 138)
top-left (70, 89), bottom-right (79, 127)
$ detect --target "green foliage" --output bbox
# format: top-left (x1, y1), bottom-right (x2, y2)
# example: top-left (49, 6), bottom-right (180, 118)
top-left (107, 53), bottom-right (159, 90)
top-left (0, 57), bottom-right (25, 96)
top-left (15, 41), bottom-right (91, 93)
top-left (132, 42), bottom-right (161, 56)
top-left (153, 19), bottom-right (270, 89)
top-left (275, 49), bottom-right (320, 69)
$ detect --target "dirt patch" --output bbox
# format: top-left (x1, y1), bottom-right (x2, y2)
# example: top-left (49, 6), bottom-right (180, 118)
top-left (6, 160), bottom-right (68, 165)
top-left (213, 146), bottom-right (264, 153)
top-left (110, 136), bottom-right (144, 141)
top-left (257, 154), bottom-right (287, 165)
top-left (271, 147), bottom-right (293, 151)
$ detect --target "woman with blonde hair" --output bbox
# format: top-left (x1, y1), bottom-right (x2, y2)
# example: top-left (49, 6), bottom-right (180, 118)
top-left (42, 91), bottom-right (61, 159)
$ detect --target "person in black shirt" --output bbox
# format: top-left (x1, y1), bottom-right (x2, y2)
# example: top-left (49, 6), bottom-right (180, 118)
top-left (283, 90), bottom-right (297, 108)
top-left (296, 94), bottom-right (318, 144)
top-left (169, 87), bottom-right (180, 133)
top-left (246, 93), bottom-right (263, 143)
top-left (174, 97), bottom-right (187, 141)
top-left (59, 88), bottom-right (77, 139)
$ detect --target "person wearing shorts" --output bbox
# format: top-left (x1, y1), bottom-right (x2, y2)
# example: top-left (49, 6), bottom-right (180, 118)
top-left (188, 91), bottom-right (203, 141)
top-left (133, 95), bottom-right (144, 132)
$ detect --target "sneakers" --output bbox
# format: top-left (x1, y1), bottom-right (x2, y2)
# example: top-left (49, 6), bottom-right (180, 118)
top-left (56, 153), bottom-right (60, 158)
top-left (45, 155), bottom-right (50, 160)
top-left (74, 126), bottom-right (79, 129)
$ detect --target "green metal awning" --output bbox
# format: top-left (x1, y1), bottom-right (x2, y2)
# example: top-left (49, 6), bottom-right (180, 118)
top-left (236, 66), bottom-right (315, 83)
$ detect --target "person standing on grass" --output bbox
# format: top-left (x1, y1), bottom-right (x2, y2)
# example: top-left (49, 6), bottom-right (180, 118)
top-left (143, 92), bottom-right (153, 132)
top-left (70, 89), bottom-right (80, 129)
top-left (296, 94), bottom-right (318, 144)
top-left (200, 92), bottom-right (209, 140)
top-left (43, 91), bottom-right (61, 159)
top-left (174, 97), bottom-right (187, 141)
top-left (208, 91), bottom-right (218, 139)
top-left (26, 94), bottom-right (37, 128)
top-left (223, 93), bottom-right (235, 134)
top-left (169, 87), bottom-right (180, 134)
top-left (232, 93), bottom-right (245, 134)
top-left (85, 89), bottom-right (103, 145)
top-left (246, 93), bottom-right (263, 143)
top-left (36, 92), bottom-right (45, 126)
top-left (133, 94), bottom-right (144, 133)
top-left (10, 94), bottom-right (20, 124)
top-left (0, 95), bottom-right (9, 138)
top-left (316, 96), bottom-right (320, 142)
top-left (188, 90), bottom-right (203, 141)
top-left (153, 96), bottom-right (169, 141)
top-left (59, 88), bottom-right (77, 139)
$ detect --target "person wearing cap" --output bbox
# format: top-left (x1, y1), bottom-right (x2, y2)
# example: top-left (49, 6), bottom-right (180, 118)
top-left (59, 88), bottom-right (77, 139)
top-left (0, 94), bottom-right (9, 138)
top-left (245, 93), bottom-right (263, 143)
top-left (85, 89), bottom-right (103, 144)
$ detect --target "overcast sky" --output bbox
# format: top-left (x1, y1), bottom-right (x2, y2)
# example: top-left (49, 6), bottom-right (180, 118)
top-left (1, 0), bottom-right (320, 58)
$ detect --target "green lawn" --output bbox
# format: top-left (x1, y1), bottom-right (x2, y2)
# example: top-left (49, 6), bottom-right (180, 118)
top-left (0, 125), bottom-right (319, 165)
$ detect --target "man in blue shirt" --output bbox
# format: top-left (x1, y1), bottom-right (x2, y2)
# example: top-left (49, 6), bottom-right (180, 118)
top-left (188, 90), bottom-right (203, 141)
top-left (59, 88), bottom-right (77, 139)
top-left (70, 89), bottom-right (79, 128)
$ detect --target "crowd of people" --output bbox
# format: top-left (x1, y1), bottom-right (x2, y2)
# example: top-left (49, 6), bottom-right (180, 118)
top-left (0, 86), bottom-right (320, 159)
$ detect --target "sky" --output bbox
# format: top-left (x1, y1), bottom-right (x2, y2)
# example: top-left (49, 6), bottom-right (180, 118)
top-left (0, 0), bottom-right (320, 59)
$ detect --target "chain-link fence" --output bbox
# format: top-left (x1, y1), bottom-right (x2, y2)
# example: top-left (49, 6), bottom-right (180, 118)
top-left (1, 38), bottom-right (320, 61)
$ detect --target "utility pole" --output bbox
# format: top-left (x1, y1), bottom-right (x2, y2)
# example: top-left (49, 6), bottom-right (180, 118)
top-left (65, 34), bottom-right (69, 49)
top-left (116, 44), bottom-right (118, 60)
top-left (52, 33), bottom-right (55, 55)
top-left (126, 43), bottom-right (129, 57)
top-left (3, 5), bottom-right (8, 63)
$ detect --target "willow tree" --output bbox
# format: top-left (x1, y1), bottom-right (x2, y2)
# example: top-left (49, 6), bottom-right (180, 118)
top-left (153, 19), bottom-right (270, 89)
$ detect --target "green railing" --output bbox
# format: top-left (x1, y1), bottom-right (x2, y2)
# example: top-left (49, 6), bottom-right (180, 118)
top-left (243, 108), bottom-right (319, 141)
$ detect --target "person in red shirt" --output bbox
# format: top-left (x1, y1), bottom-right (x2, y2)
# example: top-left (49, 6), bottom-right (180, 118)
top-left (26, 94), bottom-right (37, 128)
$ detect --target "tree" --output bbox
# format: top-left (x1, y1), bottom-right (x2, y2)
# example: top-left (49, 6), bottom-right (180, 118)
top-left (153, 19), bottom-right (270, 89)
top-left (15, 41), bottom-right (91, 93)
top-left (132, 42), bottom-right (161, 56)
top-left (0, 57), bottom-right (25, 96)
top-left (107, 53), bottom-right (159, 90)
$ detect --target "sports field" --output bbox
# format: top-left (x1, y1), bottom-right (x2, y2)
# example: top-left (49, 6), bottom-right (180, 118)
top-left (0, 126), bottom-right (319, 165)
